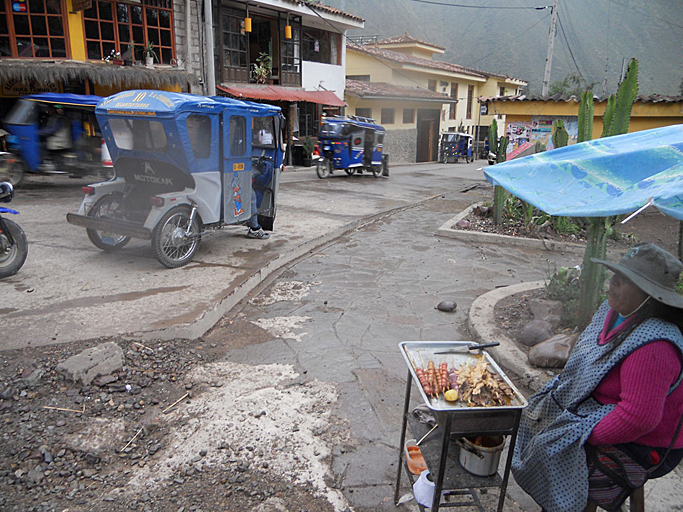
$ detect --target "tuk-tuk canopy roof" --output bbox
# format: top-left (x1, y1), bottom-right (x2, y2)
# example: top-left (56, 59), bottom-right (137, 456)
top-left (441, 132), bottom-right (471, 138)
top-left (97, 90), bottom-right (281, 118)
top-left (322, 115), bottom-right (385, 132)
top-left (26, 92), bottom-right (103, 108)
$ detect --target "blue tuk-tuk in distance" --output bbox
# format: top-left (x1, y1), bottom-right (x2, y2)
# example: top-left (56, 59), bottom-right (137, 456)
top-left (439, 131), bottom-right (473, 163)
top-left (2, 93), bottom-right (114, 185)
top-left (315, 115), bottom-right (388, 179)
top-left (66, 90), bottom-right (283, 268)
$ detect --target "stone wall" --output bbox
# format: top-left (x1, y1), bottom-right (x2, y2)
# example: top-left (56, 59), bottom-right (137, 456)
top-left (174, 0), bottom-right (204, 91)
top-left (384, 128), bottom-right (417, 164)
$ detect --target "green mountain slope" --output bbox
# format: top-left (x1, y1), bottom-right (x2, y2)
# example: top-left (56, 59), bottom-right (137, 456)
top-left (326, 0), bottom-right (683, 96)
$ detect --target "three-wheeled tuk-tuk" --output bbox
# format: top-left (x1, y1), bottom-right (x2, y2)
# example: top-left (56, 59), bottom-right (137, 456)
top-left (2, 93), bottom-right (114, 185)
top-left (438, 132), bottom-right (473, 163)
top-left (66, 90), bottom-right (283, 268)
top-left (315, 115), bottom-right (388, 179)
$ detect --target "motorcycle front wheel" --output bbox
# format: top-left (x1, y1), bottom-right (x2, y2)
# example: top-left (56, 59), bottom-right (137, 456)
top-left (316, 158), bottom-right (331, 179)
top-left (152, 205), bottom-right (201, 268)
top-left (86, 193), bottom-right (131, 251)
top-left (0, 218), bottom-right (28, 278)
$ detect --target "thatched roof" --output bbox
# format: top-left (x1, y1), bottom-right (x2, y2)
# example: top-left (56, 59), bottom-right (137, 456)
top-left (0, 59), bottom-right (199, 88)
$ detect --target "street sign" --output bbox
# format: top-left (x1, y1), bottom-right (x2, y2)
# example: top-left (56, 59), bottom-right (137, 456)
top-left (480, 104), bottom-right (488, 115)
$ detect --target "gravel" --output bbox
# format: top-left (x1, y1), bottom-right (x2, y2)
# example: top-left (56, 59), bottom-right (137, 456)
top-left (0, 336), bottom-right (344, 512)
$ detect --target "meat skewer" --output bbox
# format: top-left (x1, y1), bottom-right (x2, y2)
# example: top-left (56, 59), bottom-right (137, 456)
top-left (407, 355), bottom-right (434, 398)
top-left (427, 360), bottom-right (438, 397)
top-left (439, 362), bottom-right (450, 392)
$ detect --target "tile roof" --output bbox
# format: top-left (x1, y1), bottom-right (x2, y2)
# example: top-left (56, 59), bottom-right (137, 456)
top-left (345, 79), bottom-right (455, 102)
top-left (374, 32), bottom-right (445, 51)
top-left (283, 0), bottom-right (364, 23)
top-left (481, 93), bottom-right (683, 103)
top-left (348, 43), bottom-right (487, 79)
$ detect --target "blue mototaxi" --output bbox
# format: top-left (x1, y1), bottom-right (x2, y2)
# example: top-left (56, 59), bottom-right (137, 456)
top-left (439, 132), bottom-right (473, 163)
top-left (2, 92), bottom-right (113, 185)
top-left (315, 115), bottom-right (388, 179)
top-left (65, 90), bottom-right (283, 268)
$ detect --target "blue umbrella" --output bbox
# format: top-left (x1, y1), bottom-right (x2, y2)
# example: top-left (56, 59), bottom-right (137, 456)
top-left (484, 124), bottom-right (683, 221)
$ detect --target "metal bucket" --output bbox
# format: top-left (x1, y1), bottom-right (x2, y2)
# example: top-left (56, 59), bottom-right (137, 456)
top-left (458, 436), bottom-right (505, 476)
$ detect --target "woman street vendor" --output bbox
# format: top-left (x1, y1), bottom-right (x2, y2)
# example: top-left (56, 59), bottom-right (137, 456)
top-left (512, 242), bottom-right (683, 512)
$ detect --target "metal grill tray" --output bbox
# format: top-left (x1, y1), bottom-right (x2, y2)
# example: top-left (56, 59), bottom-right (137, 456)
top-left (399, 341), bottom-right (528, 412)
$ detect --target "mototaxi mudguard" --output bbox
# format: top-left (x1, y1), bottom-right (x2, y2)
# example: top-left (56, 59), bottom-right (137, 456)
top-left (76, 178), bottom-right (126, 215)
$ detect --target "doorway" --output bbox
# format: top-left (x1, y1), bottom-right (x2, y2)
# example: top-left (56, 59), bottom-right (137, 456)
top-left (416, 108), bottom-right (440, 162)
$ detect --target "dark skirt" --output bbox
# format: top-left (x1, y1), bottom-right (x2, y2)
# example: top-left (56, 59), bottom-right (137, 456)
top-left (586, 443), bottom-right (683, 511)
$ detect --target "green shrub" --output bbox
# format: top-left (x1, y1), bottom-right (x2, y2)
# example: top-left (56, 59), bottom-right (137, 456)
top-left (545, 264), bottom-right (584, 328)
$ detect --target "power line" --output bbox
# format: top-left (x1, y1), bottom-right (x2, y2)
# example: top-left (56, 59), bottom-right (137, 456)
top-left (560, 1), bottom-right (592, 75)
top-left (451, 12), bottom-right (551, 65)
top-left (556, 14), bottom-right (584, 79)
top-left (304, 2), bottom-right (480, 94)
top-left (409, 0), bottom-right (552, 9)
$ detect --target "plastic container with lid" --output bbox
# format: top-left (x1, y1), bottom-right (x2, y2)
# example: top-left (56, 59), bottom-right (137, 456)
top-left (404, 438), bottom-right (428, 475)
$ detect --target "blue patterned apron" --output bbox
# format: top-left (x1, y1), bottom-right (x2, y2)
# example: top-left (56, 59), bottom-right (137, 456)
top-left (512, 301), bottom-right (683, 512)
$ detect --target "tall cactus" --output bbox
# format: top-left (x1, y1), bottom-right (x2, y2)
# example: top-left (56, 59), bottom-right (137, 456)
top-left (490, 119), bottom-right (498, 155)
top-left (552, 119), bottom-right (569, 148)
top-left (601, 58), bottom-right (639, 137)
top-left (497, 136), bottom-right (509, 163)
top-left (490, 119), bottom-right (504, 224)
top-left (577, 91), bottom-right (594, 143)
top-left (577, 58), bottom-right (639, 328)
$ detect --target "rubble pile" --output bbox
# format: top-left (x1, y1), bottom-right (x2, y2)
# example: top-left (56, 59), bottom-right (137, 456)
top-left (0, 337), bottom-right (341, 512)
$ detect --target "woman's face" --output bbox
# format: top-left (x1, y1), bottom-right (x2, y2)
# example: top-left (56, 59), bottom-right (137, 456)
top-left (607, 271), bottom-right (649, 316)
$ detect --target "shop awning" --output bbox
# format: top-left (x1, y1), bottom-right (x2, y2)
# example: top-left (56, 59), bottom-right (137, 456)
top-left (216, 85), bottom-right (346, 107)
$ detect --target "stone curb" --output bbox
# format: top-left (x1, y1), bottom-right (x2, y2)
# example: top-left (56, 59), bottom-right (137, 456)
top-left (134, 194), bottom-right (442, 343)
top-left (436, 203), bottom-right (587, 254)
top-left (467, 280), bottom-right (552, 394)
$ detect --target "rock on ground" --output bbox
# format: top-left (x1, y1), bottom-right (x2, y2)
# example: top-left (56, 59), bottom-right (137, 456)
top-left (56, 342), bottom-right (124, 385)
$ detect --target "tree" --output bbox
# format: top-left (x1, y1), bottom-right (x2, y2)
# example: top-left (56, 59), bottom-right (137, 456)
top-left (549, 73), bottom-right (598, 97)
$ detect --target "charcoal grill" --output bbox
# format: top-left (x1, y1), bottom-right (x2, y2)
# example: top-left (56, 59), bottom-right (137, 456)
top-left (394, 341), bottom-right (528, 512)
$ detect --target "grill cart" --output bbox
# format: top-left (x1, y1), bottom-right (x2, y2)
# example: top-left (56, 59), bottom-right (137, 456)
top-left (394, 341), bottom-right (528, 512)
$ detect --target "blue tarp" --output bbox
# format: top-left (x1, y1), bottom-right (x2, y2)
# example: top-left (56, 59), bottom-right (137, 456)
top-left (484, 124), bottom-right (683, 221)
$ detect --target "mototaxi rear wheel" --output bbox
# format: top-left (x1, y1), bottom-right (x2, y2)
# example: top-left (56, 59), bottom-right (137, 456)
top-left (152, 205), bottom-right (201, 268)
top-left (316, 158), bottom-right (332, 179)
top-left (0, 218), bottom-right (28, 278)
top-left (344, 169), bottom-right (356, 176)
top-left (86, 193), bottom-right (131, 251)
top-left (372, 165), bottom-right (382, 178)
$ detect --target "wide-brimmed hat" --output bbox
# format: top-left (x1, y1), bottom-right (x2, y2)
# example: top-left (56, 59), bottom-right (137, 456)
top-left (591, 242), bottom-right (683, 308)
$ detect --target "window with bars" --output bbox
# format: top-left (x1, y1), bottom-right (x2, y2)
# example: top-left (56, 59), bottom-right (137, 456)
top-left (0, 0), bottom-right (68, 58)
top-left (301, 26), bottom-right (338, 65)
top-left (83, 0), bottom-right (174, 63)
top-left (221, 9), bottom-right (247, 73)
top-left (380, 108), bottom-right (394, 125)
top-left (427, 79), bottom-right (436, 92)
top-left (402, 108), bottom-right (415, 124)
top-left (449, 83), bottom-right (458, 120)
top-left (279, 18), bottom-right (300, 86)
top-left (466, 85), bottom-right (474, 119)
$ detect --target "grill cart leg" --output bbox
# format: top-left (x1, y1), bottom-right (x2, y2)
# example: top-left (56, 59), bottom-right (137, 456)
top-left (394, 370), bottom-right (413, 505)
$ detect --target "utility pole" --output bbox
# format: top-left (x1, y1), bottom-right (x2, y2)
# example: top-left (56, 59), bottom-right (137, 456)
top-left (541, 0), bottom-right (559, 97)
top-left (203, 0), bottom-right (216, 96)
